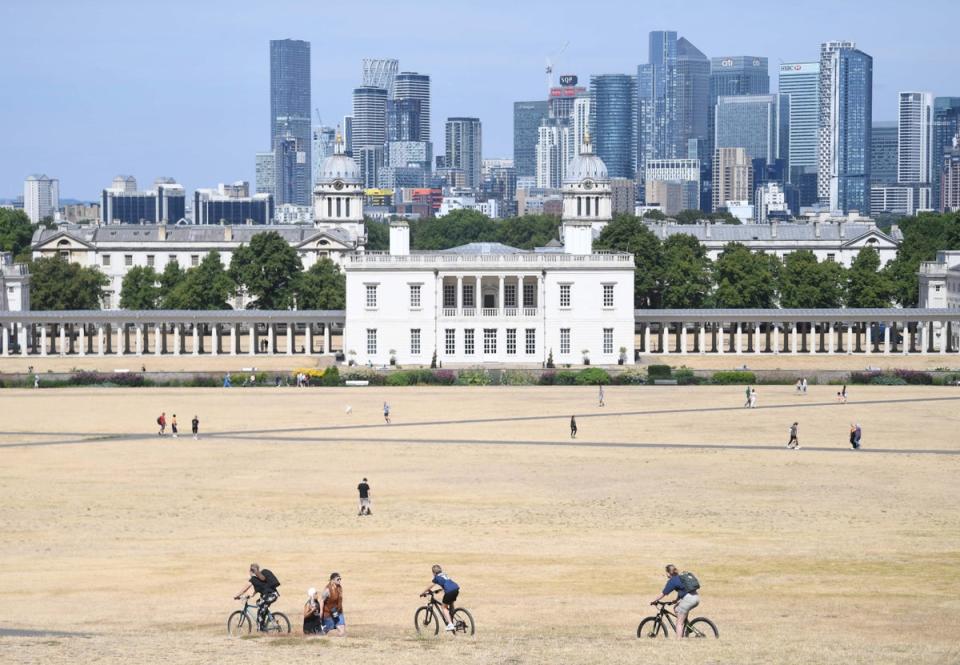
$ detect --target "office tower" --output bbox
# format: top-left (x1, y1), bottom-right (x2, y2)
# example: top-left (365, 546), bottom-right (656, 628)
top-left (942, 135), bottom-right (960, 211)
top-left (548, 78), bottom-right (588, 120)
top-left (358, 146), bottom-right (385, 189)
top-left (342, 116), bottom-right (354, 157)
top-left (362, 58), bottom-right (399, 96)
top-left (513, 101), bottom-right (549, 179)
top-left (394, 72), bottom-right (431, 142)
top-left (112, 175), bottom-right (137, 193)
top-left (590, 74), bottom-right (636, 179)
top-left (644, 159), bottom-right (700, 215)
top-left (312, 126), bottom-right (336, 186)
top-left (714, 94), bottom-right (789, 185)
top-left (389, 141), bottom-right (432, 170)
top-left (255, 152), bottom-right (275, 195)
top-left (779, 62), bottom-right (819, 179)
top-left (269, 39), bottom-right (311, 205)
top-left (932, 98), bottom-right (960, 210)
top-left (352, 86), bottom-right (388, 186)
top-left (712, 147), bottom-right (753, 210)
top-left (816, 41), bottom-right (855, 201)
top-left (898, 92), bottom-right (934, 185)
top-left (194, 183), bottom-right (274, 225)
top-left (273, 137), bottom-right (302, 208)
top-left (870, 122), bottom-right (898, 185)
top-left (100, 178), bottom-right (184, 224)
top-left (445, 117), bottom-right (482, 188)
top-left (536, 122), bottom-right (566, 189)
top-left (675, 37), bottom-right (710, 160)
top-left (23, 174), bottom-right (60, 223)
top-left (387, 98), bottom-right (423, 142)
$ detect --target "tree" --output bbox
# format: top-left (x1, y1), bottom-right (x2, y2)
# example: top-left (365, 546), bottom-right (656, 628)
top-left (0, 208), bottom-right (34, 261)
top-left (229, 231), bottom-right (303, 309)
top-left (884, 211), bottom-right (960, 306)
top-left (365, 218), bottom-right (389, 251)
top-left (779, 251), bottom-right (846, 308)
top-left (165, 252), bottom-right (234, 309)
top-left (120, 266), bottom-right (162, 309)
top-left (497, 214), bottom-right (559, 249)
top-left (713, 243), bottom-right (777, 308)
top-left (660, 234), bottom-right (712, 308)
top-left (294, 258), bottom-right (346, 309)
top-left (846, 246), bottom-right (893, 308)
top-left (158, 261), bottom-right (185, 307)
top-left (30, 256), bottom-right (108, 310)
top-left (595, 214), bottom-right (664, 308)
top-left (411, 209), bottom-right (498, 249)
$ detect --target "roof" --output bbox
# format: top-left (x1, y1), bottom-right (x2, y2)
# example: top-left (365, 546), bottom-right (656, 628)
top-left (645, 222), bottom-right (901, 245)
top-left (436, 242), bottom-right (525, 255)
top-left (635, 308), bottom-right (958, 322)
top-left (32, 224), bottom-right (358, 248)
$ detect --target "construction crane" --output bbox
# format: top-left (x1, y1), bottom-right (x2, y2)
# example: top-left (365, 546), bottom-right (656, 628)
top-left (545, 41), bottom-right (570, 92)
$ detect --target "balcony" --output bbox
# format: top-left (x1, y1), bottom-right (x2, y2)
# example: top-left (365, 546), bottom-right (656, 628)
top-left (441, 307), bottom-right (540, 318)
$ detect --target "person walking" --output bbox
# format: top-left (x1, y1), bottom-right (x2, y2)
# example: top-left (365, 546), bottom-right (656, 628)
top-left (801, 378), bottom-right (808, 394)
top-left (795, 379), bottom-right (802, 394)
top-left (383, 402), bottom-right (391, 424)
top-left (841, 385), bottom-right (847, 403)
top-left (357, 477), bottom-right (372, 516)
top-left (191, 415), bottom-right (199, 440)
top-left (853, 423), bottom-right (862, 449)
top-left (598, 384), bottom-right (606, 407)
top-left (749, 387), bottom-right (758, 408)
top-left (744, 385), bottom-right (751, 408)
top-left (157, 412), bottom-right (167, 436)
top-left (171, 414), bottom-right (179, 438)
top-left (787, 422), bottom-right (799, 449)
top-left (570, 415), bottom-right (578, 439)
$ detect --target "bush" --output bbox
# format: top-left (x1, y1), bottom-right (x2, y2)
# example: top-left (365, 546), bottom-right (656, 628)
top-left (432, 370), bottom-right (456, 385)
top-left (386, 369), bottom-right (438, 386)
top-left (850, 371), bottom-right (881, 385)
top-left (320, 365), bottom-right (340, 386)
top-left (546, 349), bottom-right (555, 369)
top-left (710, 371), bottom-right (757, 385)
top-left (575, 368), bottom-right (611, 385)
top-left (456, 369), bottom-right (490, 386)
top-left (555, 370), bottom-right (578, 385)
top-left (69, 371), bottom-right (146, 387)
top-left (646, 364), bottom-right (672, 379)
top-left (341, 368), bottom-right (386, 385)
top-left (893, 369), bottom-right (933, 385)
top-left (870, 374), bottom-right (907, 385)
top-left (539, 371), bottom-right (556, 385)
top-left (673, 368), bottom-right (706, 385)
top-left (501, 370), bottom-right (537, 385)
top-left (612, 369), bottom-right (647, 385)
top-left (183, 375), bottom-right (219, 388)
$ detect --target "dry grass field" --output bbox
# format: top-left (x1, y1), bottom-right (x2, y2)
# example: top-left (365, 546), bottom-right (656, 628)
top-left (1, 385), bottom-right (959, 665)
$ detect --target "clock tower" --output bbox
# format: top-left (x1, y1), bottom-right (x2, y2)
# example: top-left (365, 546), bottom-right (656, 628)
top-left (561, 129), bottom-right (612, 233)
top-left (313, 131), bottom-right (365, 237)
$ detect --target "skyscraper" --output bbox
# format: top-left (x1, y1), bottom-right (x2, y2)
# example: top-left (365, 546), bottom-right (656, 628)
top-left (779, 62), bottom-right (820, 206)
top-left (714, 94), bottom-right (789, 180)
top-left (870, 121), bottom-right (898, 185)
top-left (513, 101), bottom-right (549, 180)
top-left (394, 72), bottom-right (431, 142)
top-left (352, 86), bottom-right (388, 186)
top-left (312, 125), bottom-right (336, 186)
top-left (23, 174), bottom-right (59, 223)
top-left (713, 147), bottom-right (753, 211)
top-left (817, 42), bottom-right (872, 213)
top-left (445, 118), bottom-right (482, 188)
top-left (255, 152), bottom-right (275, 195)
top-left (898, 91), bottom-right (934, 185)
top-left (933, 98), bottom-right (960, 210)
top-left (590, 74), bottom-right (636, 179)
top-left (362, 58), bottom-right (399, 96)
top-left (941, 136), bottom-right (960, 211)
top-left (269, 39), bottom-right (311, 206)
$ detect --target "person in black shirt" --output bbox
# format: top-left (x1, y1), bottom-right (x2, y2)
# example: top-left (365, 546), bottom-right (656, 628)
top-left (303, 587), bottom-right (323, 634)
top-left (570, 415), bottom-right (578, 439)
top-left (357, 478), bottom-right (371, 516)
top-left (191, 415), bottom-right (199, 440)
top-left (235, 563), bottom-right (280, 628)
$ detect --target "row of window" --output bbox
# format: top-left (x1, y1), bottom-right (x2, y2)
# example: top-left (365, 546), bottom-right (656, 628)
top-left (364, 283), bottom-right (617, 310)
top-left (93, 253), bottom-right (202, 268)
top-left (364, 328), bottom-right (616, 356)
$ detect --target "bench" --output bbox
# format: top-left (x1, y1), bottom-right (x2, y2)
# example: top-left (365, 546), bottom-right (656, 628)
top-left (345, 380), bottom-right (369, 387)
top-left (653, 379), bottom-right (678, 385)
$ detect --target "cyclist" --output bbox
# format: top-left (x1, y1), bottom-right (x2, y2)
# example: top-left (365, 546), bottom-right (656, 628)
top-left (650, 564), bottom-right (700, 640)
top-left (422, 564), bottom-right (459, 632)
top-left (235, 563), bottom-right (281, 629)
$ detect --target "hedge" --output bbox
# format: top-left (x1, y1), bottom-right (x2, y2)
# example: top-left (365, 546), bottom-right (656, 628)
top-left (647, 364), bottom-right (672, 379)
top-left (575, 367), bottom-right (611, 385)
top-left (710, 371), bottom-right (757, 385)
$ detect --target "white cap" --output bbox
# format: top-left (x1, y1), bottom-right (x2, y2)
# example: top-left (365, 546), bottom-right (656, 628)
top-left (307, 587), bottom-right (317, 598)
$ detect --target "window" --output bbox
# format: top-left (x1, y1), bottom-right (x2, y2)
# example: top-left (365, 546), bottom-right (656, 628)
top-left (59, 250), bottom-right (69, 259)
top-left (146, 254), bottom-right (155, 267)
top-left (524, 283), bottom-right (535, 307)
top-left (603, 328), bottom-right (614, 354)
top-left (125, 254), bottom-right (133, 267)
top-left (935, 284), bottom-right (942, 292)
top-left (483, 328), bottom-right (497, 354)
top-left (464, 329), bottom-right (475, 354)
top-left (409, 284), bottom-right (421, 309)
top-left (102, 255), bottom-right (111, 267)
top-left (443, 283), bottom-right (456, 308)
top-left (365, 284), bottom-right (378, 308)
top-left (505, 284), bottom-right (517, 308)
top-left (191, 255), bottom-right (199, 266)
top-left (826, 253), bottom-right (836, 262)
top-left (559, 283), bottom-right (571, 308)
top-left (560, 328), bottom-right (571, 354)
top-left (506, 329), bottom-right (517, 355)
top-left (168, 255), bottom-right (177, 265)
top-left (445, 329), bottom-right (456, 354)
top-left (463, 284), bottom-right (475, 308)
top-left (366, 329), bottom-right (377, 355)
top-left (525, 328), bottom-right (536, 354)
top-left (410, 329), bottom-right (421, 355)
top-left (603, 284), bottom-right (614, 308)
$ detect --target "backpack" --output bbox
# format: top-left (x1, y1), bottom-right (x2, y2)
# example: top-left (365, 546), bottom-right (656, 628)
top-left (261, 568), bottom-right (280, 590)
top-left (679, 571), bottom-right (700, 594)
top-left (157, 417), bottom-right (162, 425)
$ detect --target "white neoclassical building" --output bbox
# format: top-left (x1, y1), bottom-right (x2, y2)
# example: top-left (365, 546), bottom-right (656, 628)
top-left (343, 137), bottom-right (636, 367)
top-left (31, 136), bottom-right (367, 309)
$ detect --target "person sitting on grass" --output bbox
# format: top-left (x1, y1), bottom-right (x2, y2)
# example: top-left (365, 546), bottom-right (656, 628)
top-left (303, 587), bottom-right (323, 635)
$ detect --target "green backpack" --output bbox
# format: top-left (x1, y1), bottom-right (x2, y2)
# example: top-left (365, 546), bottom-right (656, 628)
top-left (680, 571), bottom-right (700, 594)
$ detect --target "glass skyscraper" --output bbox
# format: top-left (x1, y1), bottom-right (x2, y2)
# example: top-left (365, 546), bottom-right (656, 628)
top-left (513, 101), bottom-right (548, 179)
top-left (870, 121), bottom-right (898, 185)
top-left (933, 97), bottom-right (960, 210)
top-left (591, 74), bottom-right (637, 179)
top-left (714, 94), bottom-right (789, 177)
top-left (779, 63), bottom-right (819, 176)
top-left (394, 72), bottom-right (431, 142)
top-left (824, 46), bottom-right (873, 214)
top-left (269, 39), bottom-right (311, 206)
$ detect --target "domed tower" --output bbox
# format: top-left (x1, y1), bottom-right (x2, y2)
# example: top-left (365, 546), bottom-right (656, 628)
top-left (313, 131), bottom-right (365, 239)
top-left (561, 129), bottom-right (612, 253)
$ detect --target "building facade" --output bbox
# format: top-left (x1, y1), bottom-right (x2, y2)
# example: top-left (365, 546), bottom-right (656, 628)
top-left (898, 92), bottom-right (934, 191)
top-left (0, 253), bottom-right (29, 312)
top-left (714, 94), bottom-right (789, 174)
top-left (933, 97), bottom-right (960, 210)
top-left (941, 136), bottom-right (960, 211)
top-left (513, 101), bottom-right (549, 180)
top-left (870, 121), bottom-right (898, 185)
top-left (590, 74), bottom-right (636, 179)
top-left (445, 117), bottom-right (482, 188)
top-left (23, 174), bottom-right (60, 223)
top-left (270, 39), bottom-right (311, 206)
top-left (712, 147), bottom-right (753, 211)
top-left (644, 159), bottom-right (700, 214)
top-left (100, 179), bottom-right (185, 224)
top-left (194, 183), bottom-right (274, 225)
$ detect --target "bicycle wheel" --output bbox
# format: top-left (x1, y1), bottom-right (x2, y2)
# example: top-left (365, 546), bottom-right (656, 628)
top-left (684, 617), bottom-right (718, 638)
top-left (451, 608), bottom-right (475, 636)
top-left (636, 616), bottom-right (668, 638)
top-left (263, 612), bottom-right (291, 634)
top-left (414, 606), bottom-right (439, 636)
top-left (227, 610), bottom-right (251, 637)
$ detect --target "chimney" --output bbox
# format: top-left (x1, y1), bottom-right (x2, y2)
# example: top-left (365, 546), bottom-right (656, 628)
top-left (562, 220), bottom-right (593, 255)
top-left (771, 219), bottom-right (778, 238)
top-left (224, 225), bottom-right (233, 242)
top-left (389, 220), bottom-right (410, 256)
top-left (158, 224), bottom-right (167, 241)
top-left (704, 220), bottom-right (712, 239)
top-left (839, 221), bottom-right (845, 239)
top-left (813, 220), bottom-right (821, 238)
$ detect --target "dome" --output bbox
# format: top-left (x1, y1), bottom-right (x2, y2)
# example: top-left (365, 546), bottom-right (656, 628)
top-left (319, 153), bottom-right (361, 184)
top-left (564, 152), bottom-right (608, 184)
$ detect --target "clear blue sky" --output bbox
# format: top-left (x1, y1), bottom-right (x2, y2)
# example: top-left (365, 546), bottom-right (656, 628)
top-left (2, 0), bottom-right (957, 199)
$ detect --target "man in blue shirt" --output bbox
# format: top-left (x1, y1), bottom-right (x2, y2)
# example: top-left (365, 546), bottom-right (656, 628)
top-left (422, 564), bottom-right (460, 631)
top-left (650, 564), bottom-right (700, 639)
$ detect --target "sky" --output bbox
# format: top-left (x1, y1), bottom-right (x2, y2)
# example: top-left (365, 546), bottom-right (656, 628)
top-left (2, 0), bottom-right (958, 199)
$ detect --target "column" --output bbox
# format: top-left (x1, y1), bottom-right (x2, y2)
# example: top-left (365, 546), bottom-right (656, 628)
top-left (95, 325), bottom-right (103, 356)
top-left (58, 325), bottom-right (66, 356)
top-left (845, 325), bottom-right (852, 354)
top-left (39, 324), bottom-right (48, 356)
top-left (735, 323), bottom-right (742, 354)
top-left (717, 323), bottom-right (724, 354)
top-left (248, 325), bottom-right (256, 356)
top-left (155, 325), bottom-right (163, 356)
top-left (287, 323), bottom-right (294, 355)
top-left (173, 325), bottom-right (181, 356)
top-left (699, 324), bottom-right (706, 355)
top-left (662, 324), bottom-right (671, 355)
top-left (324, 323), bottom-right (332, 355)
top-left (304, 324), bottom-right (311, 355)
top-left (883, 324), bottom-right (890, 354)
top-left (136, 325), bottom-right (143, 355)
top-left (19, 324), bottom-right (29, 356)
top-left (456, 276), bottom-right (463, 312)
top-left (191, 325), bottom-right (199, 356)
top-left (230, 324), bottom-right (238, 356)
top-left (680, 325), bottom-right (687, 354)
top-left (791, 324), bottom-right (797, 354)
top-left (475, 276), bottom-right (481, 309)
top-left (753, 325), bottom-right (761, 354)
top-left (518, 276), bottom-right (525, 309)
top-left (921, 322), bottom-right (929, 355)
top-left (940, 321), bottom-right (947, 354)
top-left (643, 325), bottom-right (651, 355)
top-left (498, 276), bottom-right (505, 313)
top-left (211, 324), bottom-right (219, 356)
top-left (1, 325), bottom-right (8, 356)
top-left (828, 323), bottom-right (835, 354)
top-left (772, 324), bottom-right (780, 354)
top-left (903, 323), bottom-right (911, 355)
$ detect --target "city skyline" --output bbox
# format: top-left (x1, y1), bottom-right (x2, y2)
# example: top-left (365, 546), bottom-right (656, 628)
top-left (1, 0), bottom-right (958, 198)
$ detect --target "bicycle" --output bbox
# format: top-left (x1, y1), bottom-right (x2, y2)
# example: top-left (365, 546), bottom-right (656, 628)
top-left (414, 589), bottom-right (475, 636)
top-left (227, 594), bottom-right (291, 636)
top-left (636, 601), bottom-right (718, 639)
